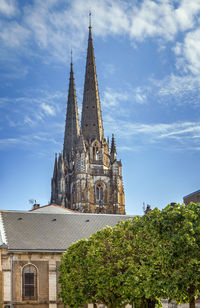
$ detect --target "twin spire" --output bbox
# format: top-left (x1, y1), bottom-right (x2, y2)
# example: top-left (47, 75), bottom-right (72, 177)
top-left (63, 21), bottom-right (104, 159)
top-left (81, 23), bottom-right (104, 142)
top-left (63, 56), bottom-right (80, 159)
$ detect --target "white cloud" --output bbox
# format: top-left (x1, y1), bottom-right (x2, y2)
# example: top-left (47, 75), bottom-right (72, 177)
top-left (175, 28), bottom-right (200, 75)
top-left (175, 0), bottom-right (200, 31)
top-left (102, 86), bottom-right (147, 110)
top-left (1, 0), bottom-right (200, 67)
top-left (103, 63), bottom-right (116, 76)
top-left (149, 73), bottom-right (200, 107)
top-left (0, 21), bottom-right (30, 48)
top-left (104, 115), bottom-right (200, 147)
top-left (0, 137), bottom-right (30, 148)
top-left (0, 0), bottom-right (18, 17)
top-left (134, 87), bottom-right (147, 103)
top-left (0, 90), bottom-right (65, 129)
top-left (40, 103), bottom-right (55, 116)
top-left (128, 0), bottom-right (200, 42)
top-left (102, 87), bottom-right (129, 108)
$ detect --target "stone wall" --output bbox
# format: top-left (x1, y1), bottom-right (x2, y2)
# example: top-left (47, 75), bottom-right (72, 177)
top-left (0, 250), bottom-right (64, 308)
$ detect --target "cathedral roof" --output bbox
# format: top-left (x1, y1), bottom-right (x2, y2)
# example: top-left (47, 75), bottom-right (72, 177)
top-left (0, 210), bottom-right (134, 252)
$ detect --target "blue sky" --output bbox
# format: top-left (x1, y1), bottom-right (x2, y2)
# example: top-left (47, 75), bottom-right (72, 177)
top-left (1, 0), bottom-right (200, 215)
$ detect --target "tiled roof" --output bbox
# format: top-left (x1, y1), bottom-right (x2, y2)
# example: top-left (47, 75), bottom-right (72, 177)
top-left (0, 211), bottom-right (134, 252)
top-left (183, 189), bottom-right (200, 199)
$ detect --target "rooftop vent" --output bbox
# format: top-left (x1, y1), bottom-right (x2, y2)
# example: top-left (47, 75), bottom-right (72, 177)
top-left (33, 200), bottom-right (40, 210)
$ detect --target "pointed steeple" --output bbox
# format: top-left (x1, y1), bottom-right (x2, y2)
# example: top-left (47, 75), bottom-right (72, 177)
top-left (53, 153), bottom-right (58, 179)
top-left (110, 134), bottom-right (117, 163)
top-left (63, 56), bottom-right (80, 159)
top-left (51, 153), bottom-right (58, 203)
top-left (81, 20), bottom-right (104, 142)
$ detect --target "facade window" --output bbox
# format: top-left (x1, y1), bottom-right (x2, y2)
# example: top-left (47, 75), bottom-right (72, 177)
top-left (22, 264), bottom-right (37, 300)
top-left (96, 184), bottom-right (103, 201)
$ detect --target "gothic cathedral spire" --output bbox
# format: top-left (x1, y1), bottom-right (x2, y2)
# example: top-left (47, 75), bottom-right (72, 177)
top-left (63, 58), bottom-right (80, 160)
top-left (51, 23), bottom-right (125, 215)
top-left (81, 24), bottom-right (104, 142)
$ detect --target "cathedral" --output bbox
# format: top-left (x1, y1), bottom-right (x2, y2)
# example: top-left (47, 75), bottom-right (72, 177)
top-left (51, 24), bottom-right (125, 215)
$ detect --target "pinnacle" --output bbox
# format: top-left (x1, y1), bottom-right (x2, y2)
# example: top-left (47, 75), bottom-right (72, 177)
top-left (111, 134), bottom-right (116, 153)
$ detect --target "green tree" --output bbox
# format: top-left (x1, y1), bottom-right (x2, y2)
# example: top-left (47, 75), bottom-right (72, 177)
top-left (59, 203), bottom-right (200, 308)
top-left (86, 226), bottom-right (134, 308)
top-left (59, 238), bottom-right (92, 307)
top-left (155, 203), bottom-right (200, 308)
top-left (116, 209), bottom-right (165, 308)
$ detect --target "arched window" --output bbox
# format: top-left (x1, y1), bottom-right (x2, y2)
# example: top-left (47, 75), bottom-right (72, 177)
top-left (93, 142), bottom-right (99, 160)
top-left (22, 264), bottom-right (37, 300)
top-left (96, 184), bottom-right (103, 201)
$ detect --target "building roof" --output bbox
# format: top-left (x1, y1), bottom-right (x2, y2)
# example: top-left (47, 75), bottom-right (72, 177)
top-left (0, 210), bottom-right (134, 252)
top-left (183, 189), bottom-right (200, 199)
top-left (29, 204), bottom-right (78, 214)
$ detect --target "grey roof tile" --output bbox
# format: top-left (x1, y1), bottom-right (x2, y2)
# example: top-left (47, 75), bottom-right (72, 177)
top-left (1, 211), bottom-right (134, 252)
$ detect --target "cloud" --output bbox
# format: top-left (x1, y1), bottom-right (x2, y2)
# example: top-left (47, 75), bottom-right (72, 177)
top-left (102, 63), bottom-right (116, 76)
top-left (102, 87), bottom-right (129, 108)
top-left (0, 137), bottom-right (31, 148)
top-left (1, 0), bottom-right (200, 68)
top-left (40, 103), bottom-right (55, 116)
top-left (129, 0), bottom-right (200, 42)
top-left (104, 115), bottom-right (200, 151)
top-left (0, 132), bottom-right (61, 150)
top-left (174, 28), bottom-right (200, 75)
top-left (0, 21), bottom-right (30, 48)
top-left (0, 90), bottom-right (66, 129)
top-left (0, 0), bottom-right (18, 17)
top-left (102, 86), bottom-right (147, 110)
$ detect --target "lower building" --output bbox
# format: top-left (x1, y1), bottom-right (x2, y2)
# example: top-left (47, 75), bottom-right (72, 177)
top-left (0, 204), bottom-right (132, 308)
top-left (183, 189), bottom-right (200, 205)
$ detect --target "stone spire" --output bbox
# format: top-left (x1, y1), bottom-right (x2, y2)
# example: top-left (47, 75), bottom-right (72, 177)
top-left (53, 153), bottom-right (58, 179)
top-left (63, 57), bottom-right (80, 160)
top-left (110, 134), bottom-right (117, 163)
top-left (81, 22), bottom-right (104, 142)
top-left (51, 153), bottom-right (58, 203)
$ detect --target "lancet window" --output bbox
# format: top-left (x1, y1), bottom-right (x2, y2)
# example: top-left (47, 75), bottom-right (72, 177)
top-left (93, 142), bottom-right (99, 160)
top-left (96, 184), bottom-right (103, 201)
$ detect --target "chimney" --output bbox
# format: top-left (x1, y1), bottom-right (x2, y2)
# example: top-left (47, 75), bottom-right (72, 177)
top-left (170, 202), bottom-right (177, 207)
top-left (33, 200), bottom-right (40, 210)
top-left (145, 204), bottom-right (151, 214)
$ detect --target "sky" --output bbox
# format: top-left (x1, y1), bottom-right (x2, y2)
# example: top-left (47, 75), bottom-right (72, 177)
top-left (0, 0), bottom-right (200, 215)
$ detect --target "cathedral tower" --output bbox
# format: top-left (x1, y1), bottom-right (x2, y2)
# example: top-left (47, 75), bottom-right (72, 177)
top-left (51, 24), bottom-right (125, 215)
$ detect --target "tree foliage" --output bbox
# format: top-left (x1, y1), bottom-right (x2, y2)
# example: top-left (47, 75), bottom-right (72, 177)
top-left (155, 203), bottom-right (200, 308)
top-left (59, 238), bottom-right (92, 307)
top-left (59, 203), bottom-right (200, 308)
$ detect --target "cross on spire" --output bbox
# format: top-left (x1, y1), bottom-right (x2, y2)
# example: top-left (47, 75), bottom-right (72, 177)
top-left (89, 11), bottom-right (91, 28)
top-left (70, 49), bottom-right (73, 64)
